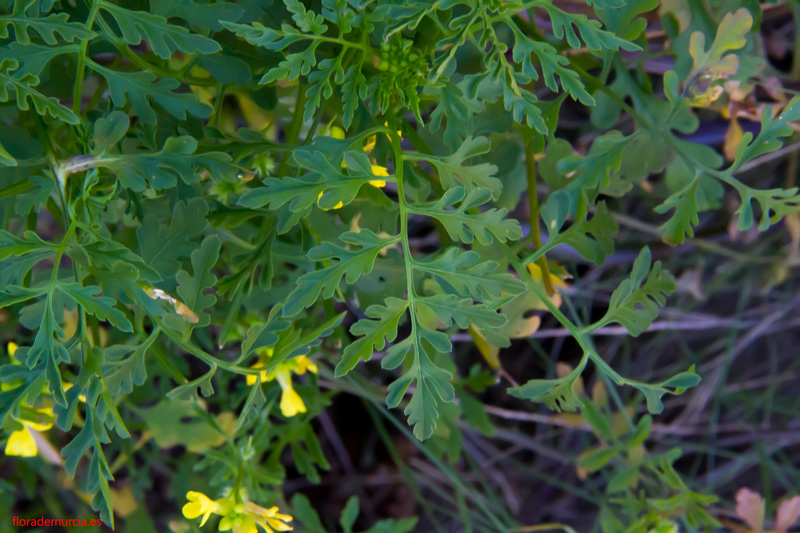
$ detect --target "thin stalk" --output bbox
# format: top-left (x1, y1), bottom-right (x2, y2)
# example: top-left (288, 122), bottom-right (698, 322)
top-left (276, 85), bottom-right (307, 177)
top-left (525, 142), bottom-right (555, 296)
top-left (72, 0), bottom-right (100, 114)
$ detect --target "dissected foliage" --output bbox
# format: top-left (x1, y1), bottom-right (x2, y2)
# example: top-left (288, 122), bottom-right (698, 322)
top-left (1, 0), bottom-right (798, 531)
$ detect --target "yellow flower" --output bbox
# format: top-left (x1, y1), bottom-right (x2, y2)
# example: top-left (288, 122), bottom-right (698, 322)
top-left (275, 369), bottom-right (306, 417)
top-left (182, 491), bottom-right (293, 533)
top-left (364, 122), bottom-right (403, 153)
top-left (4, 407), bottom-right (54, 458)
top-left (8, 342), bottom-right (18, 357)
top-left (293, 356), bottom-right (317, 375)
top-left (183, 491), bottom-right (221, 527)
top-left (245, 502), bottom-right (293, 533)
top-left (5, 427), bottom-right (38, 457)
top-left (245, 352), bottom-right (318, 418)
top-left (527, 262), bottom-right (568, 289)
top-left (369, 165), bottom-right (389, 188)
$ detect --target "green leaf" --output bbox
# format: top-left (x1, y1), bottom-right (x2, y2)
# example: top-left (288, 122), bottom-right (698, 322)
top-left (364, 518), bottom-right (418, 533)
top-left (383, 327), bottom-right (456, 440)
top-left (13, 175), bottom-right (54, 215)
top-left (90, 136), bottom-right (235, 191)
top-left (456, 385), bottom-right (495, 437)
top-left (240, 313), bottom-right (291, 360)
top-left (557, 131), bottom-right (632, 217)
top-left (409, 187), bottom-right (522, 245)
top-left (136, 398), bottom-right (232, 452)
top-left (0, 284), bottom-right (48, 307)
top-left (0, 42), bottom-right (79, 77)
top-left (580, 446), bottom-right (620, 472)
top-left (0, 140), bottom-right (16, 166)
top-left (543, 4), bottom-right (640, 51)
top-left (137, 198), bottom-right (209, 279)
top-left (98, 1), bottom-right (221, 59)
top-left (239, 149), bottom-right (390, 231)
top-left (600, 247), bottom-right (675, 337)
top-left (541, 191), bottom-right (618, 264)
top-left (0, 59), bottom-right (79, 124)
top-left (340, 496), bottom-right (359, 533)
top-left (414, 293), bottom-right (506, 330)
top-left (410, 136), bottom-right (502, 199)
top-left (0, 229), bottom-right (54, 259)
top-left (0, 8), bottom-right (95, 44)
top-left (337, 296), bottom-right (408, 377)
top-left (341, 64), bottom-right (367, 129)
top-left (502, 84), bottom-right (547, 134)
top-left (594, 0), bottom-right (658, 41)
top-left (630, 367), bottom-right (701, 414)
top-left (734, 186), bottom-right (800, 232)
top-left (223, 20), bottom-right (322, 84)
top-left (89, 61), bottom-right (212, 125)
top-left (290, 493), bottom-right (326, 533)
top-left (510, 24), bottom-right (593, 105)
top-left (607, 464), bottom-right (639, 494)
top-left (414, 248), bottom-right (524, 302)
top-left (173, 235), bottom-right (221, 328)
top-left (91, 110), bottom-right (129, 155)
top-left (429, 80), bottom-right (483, 147)
top-left (102, 336), bottom-right (155, 397)
top-left (509, 355), bottom-right (587, 411)
top-left (23, 292), bottom-right (69, 406)
top-left (166, 366), bottom-right (217, 402)
top-left (57, 281), bottom-right (133, 332)
top-left (283, 230), bottom-right (398, 317)
top-left (733, 96), bottom-right (800, 169)
top-left (655, 175), bottom-right (701, 245)
top-left (236, 374), bottom-right (266, 431)
top-left (149, 0), bottom-right (244, 31)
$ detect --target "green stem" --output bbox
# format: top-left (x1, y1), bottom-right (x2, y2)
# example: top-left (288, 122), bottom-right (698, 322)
top-left (525, 142), bottom-right (555, 296)
top-left (276, 85), bottom-right (307, 177)
top-left (72, 0), bottom-right (101, 115)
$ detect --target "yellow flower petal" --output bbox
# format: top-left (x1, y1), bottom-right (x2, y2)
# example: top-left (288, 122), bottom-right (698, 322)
top-left (183, 491), bottom-right (219, 527)
top-left (369, 165), bottom-right (389, 189)
top-left (245, 363), bottom-right (269, 387)
top-left (182, 501), bottom-right (203, 520)
top-left (266, 517), bottom-right (294, 532)
top-left (276, 370), bottom-right (306, 417)
top-left (5, 428), bottom-right (37, 457)
top-left (246, 503), bottom-right (294, 532)
top-left (363, 135), bottom-right (376, 153)
top-left (7, 342), bottom-right (18, 357)
top-left (370, 165), bottom-right (389, 177)
top-left (294, 356), bottom-right (318, 375)
top-left (527, 262), bottom-right (567, 288)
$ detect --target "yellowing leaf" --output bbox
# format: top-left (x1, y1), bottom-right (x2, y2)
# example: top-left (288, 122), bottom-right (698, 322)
top-left (687, 8), bottom-right (752, 106)
top-left (724, 118), bottom-right (743, 162)
top-left (468, 324), bottom-right (500, 369)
